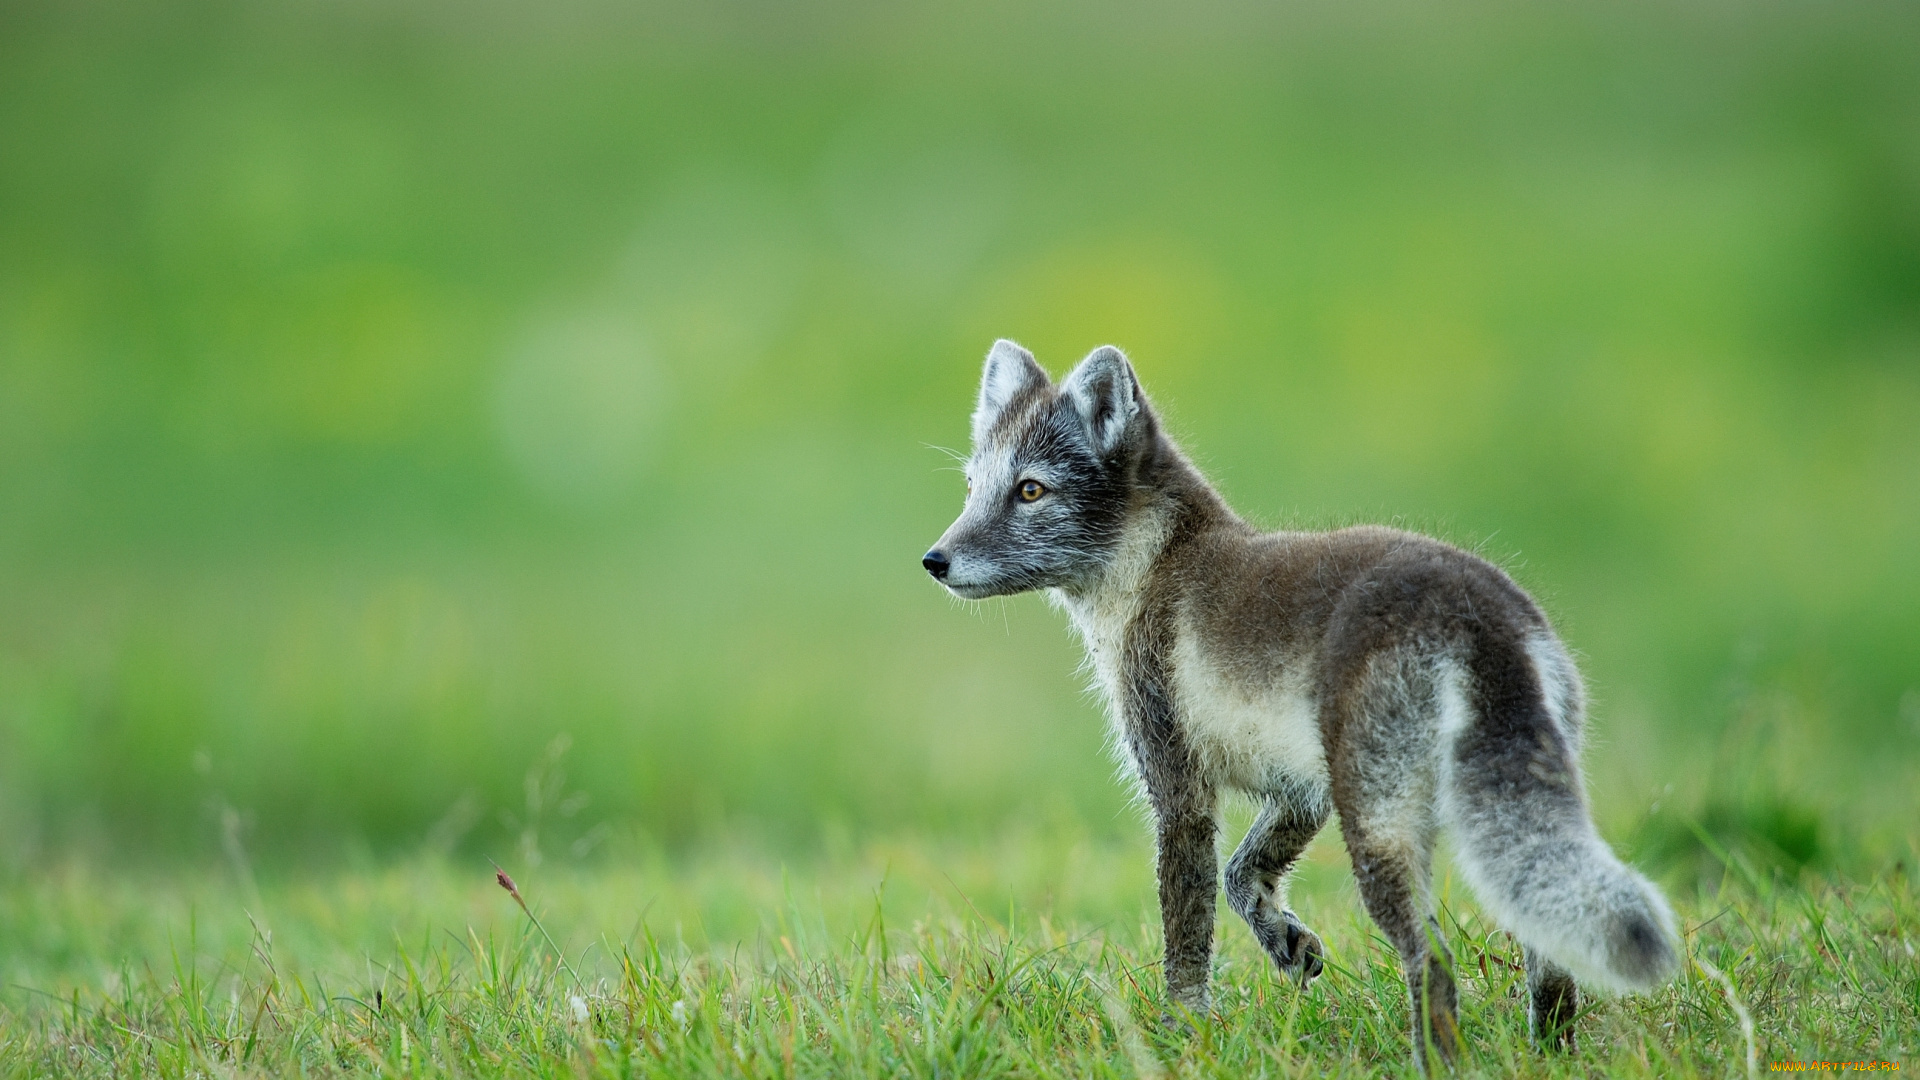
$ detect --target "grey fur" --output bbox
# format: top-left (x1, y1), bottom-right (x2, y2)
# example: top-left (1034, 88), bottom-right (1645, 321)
top-left (924, 341), bottom-right (1681, 1070)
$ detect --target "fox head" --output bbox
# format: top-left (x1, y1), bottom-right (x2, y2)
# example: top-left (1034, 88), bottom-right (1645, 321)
top-left (923, 340), bottom-right (1158, 599)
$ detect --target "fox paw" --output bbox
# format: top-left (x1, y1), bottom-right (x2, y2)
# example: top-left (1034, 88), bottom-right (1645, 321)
top-left (1270, 912), bottom-right (1324, 986)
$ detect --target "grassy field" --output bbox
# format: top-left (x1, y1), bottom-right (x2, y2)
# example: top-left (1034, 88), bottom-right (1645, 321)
top-left (2, 0), bottom-right (1918, 1074)
top-left (1, 830), bottom-right (1914, 1077)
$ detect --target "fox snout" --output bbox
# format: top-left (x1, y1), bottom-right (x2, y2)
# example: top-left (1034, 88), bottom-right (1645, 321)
top-left (920, 530), bottom-right (1004, 598)
top-left (921, 549), bottom-right (950, 580)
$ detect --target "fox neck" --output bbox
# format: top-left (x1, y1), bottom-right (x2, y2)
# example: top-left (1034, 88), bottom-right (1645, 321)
top-left (1047, 501), bottom-right (1170, 712)
top-left (1050, 497), bottom-right (1173, 649)
top-left (1047, 439), bottom-right (1237, 680)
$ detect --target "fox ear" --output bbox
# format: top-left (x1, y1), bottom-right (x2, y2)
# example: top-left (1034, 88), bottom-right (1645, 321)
top-left (973, 339), bottom-right (1049, 442)
top-left (1062, 345), bottom-right (1141, 456)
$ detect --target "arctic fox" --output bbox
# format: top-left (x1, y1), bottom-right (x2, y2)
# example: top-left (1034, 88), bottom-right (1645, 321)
top-left (922, 340), bottom-right (1678, 1069)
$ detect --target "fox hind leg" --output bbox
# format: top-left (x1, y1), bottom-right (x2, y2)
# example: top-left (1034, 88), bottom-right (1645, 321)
top-left (1325, 645), bottom-right (1465, 1072)
top-left (1330, 714), bottom-right (1459, 1072)
top-left (1224, 794), bottom-right (1330, 985)
top-left (1524, 944), bottom-right (1579, 1051)
top-left (1344, 825), bottom-right (1462, 1073)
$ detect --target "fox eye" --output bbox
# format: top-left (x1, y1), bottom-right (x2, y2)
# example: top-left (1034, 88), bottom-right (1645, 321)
top-left (1017, 480), bottom-right (1047, 502)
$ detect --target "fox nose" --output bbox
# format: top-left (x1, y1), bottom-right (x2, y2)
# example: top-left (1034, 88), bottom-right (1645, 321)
top-left (922, 550), bottom-right (950, 579)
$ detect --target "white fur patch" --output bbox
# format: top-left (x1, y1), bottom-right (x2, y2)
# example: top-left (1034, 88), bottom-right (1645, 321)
top-left (1051, 508), bottom-right (1171, 750)
top-left (1434, 661), bottom-right (1472, 739)
top-left (1525, 632), bottom-right (1584, 752)
top-left (980, 361), bottom-right (1028, 409)
top-left (1170, 633), bottom-right (1330, 800)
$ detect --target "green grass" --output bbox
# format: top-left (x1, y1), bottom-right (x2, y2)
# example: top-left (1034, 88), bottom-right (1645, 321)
top-left (2, 832), bottom-right (1914, 1077)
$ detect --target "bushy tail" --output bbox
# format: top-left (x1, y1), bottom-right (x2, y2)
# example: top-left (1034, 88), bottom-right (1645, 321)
top-left (1441, 636), bottom-right (1680, 993)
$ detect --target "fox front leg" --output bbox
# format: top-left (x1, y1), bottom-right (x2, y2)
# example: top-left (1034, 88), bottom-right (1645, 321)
top-left (1121, 612), bottom-right (1219, 1020)
top-left (1154, 800), bottom-right (1220, 1016)
top-left (1225, 795), bottom-right (1330, 986)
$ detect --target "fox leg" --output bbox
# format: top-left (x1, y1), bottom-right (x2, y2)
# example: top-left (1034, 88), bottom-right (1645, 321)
top-left (1224, 795), bottom-right (1329, 985)
top-left (1343, 822), bottom-right (1461, 1073)
top-left (1330, 715), bottom-right (1459, 1072)
top-left (1325, 648), bottom-right (1462, 1072)
top-left (1524, 944), bottom-right (1579, 1051)
top-left (1152, 800), bottom-right (1220, 1016)
top-left (1120, 605), bottom-right (1222, 1019)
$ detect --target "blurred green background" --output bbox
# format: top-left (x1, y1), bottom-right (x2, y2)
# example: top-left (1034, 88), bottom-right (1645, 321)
top-left (1, 0), bottom-right (1915, 874)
